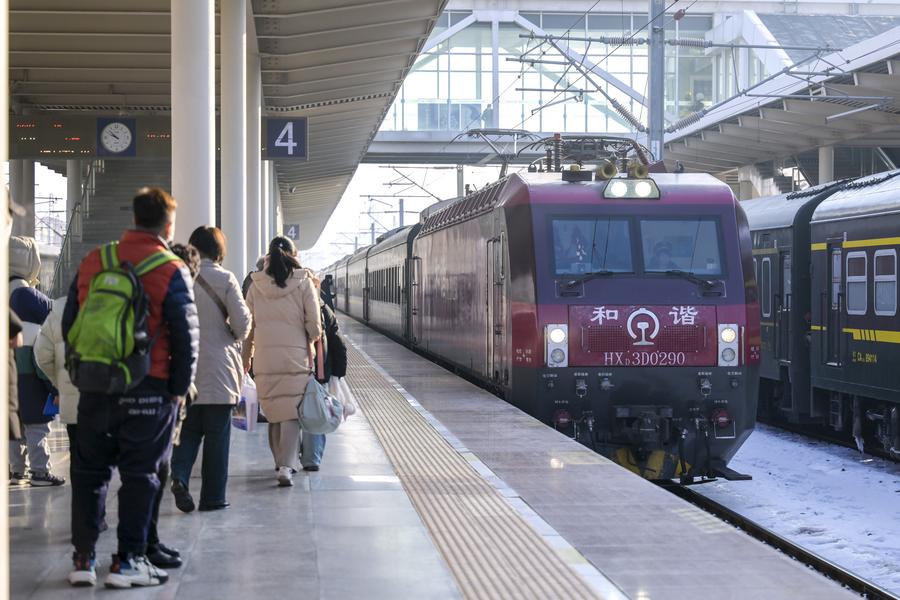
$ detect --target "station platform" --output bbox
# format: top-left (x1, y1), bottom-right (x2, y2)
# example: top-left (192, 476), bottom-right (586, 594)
top-left (9, 317), bottom-right (856, 599)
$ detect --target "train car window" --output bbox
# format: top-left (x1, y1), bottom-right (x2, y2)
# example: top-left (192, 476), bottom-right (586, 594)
top-left (552, 218), bottom-right (632, 275)
top-left (846, 252), bottom-right (867, 315)
top-left (782, 253), bottom-right (792, 298)
top-left (640, 218), bottom-right (723, 276)
top-left (874, 249), bottom-right (896, 316)
top-left (753, 257), bottom-right (758, 283)
top-left (761, 258), bottom-right (772, 317)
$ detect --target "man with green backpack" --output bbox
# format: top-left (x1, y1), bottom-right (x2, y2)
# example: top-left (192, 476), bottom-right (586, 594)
top-left (62, 187), bottom-right (199, 589)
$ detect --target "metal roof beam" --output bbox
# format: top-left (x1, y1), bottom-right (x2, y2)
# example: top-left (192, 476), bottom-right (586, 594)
top-left (738, 115), bottom-right (848, 140)
top-left (783, 99), bottom-right (900, 126)
top-left (717, 123), bottom-right (820, 147)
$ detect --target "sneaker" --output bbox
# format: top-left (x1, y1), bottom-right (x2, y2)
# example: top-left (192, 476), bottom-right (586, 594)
top-left (68, 552), bottom-right (97, 587)
top-left (29, 472), bottom-right (65, 487)
top-left (302, 465), bottom-right (320, 472)
top-left (171, 480), bottom-right (195, 513)
top-left (104, 554), bottom-right (168, 589)
top-left (276, 467), bottom-right (293, 487)
top-left (9, 471), bottom-right (29, 485)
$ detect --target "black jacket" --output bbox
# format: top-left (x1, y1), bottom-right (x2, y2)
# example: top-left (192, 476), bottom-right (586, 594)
top-left (318, 303), bottom-right (347, 382)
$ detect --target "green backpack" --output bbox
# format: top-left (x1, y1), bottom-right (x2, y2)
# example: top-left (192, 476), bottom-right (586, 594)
top-left (66, 242), bottom-right (178, 395)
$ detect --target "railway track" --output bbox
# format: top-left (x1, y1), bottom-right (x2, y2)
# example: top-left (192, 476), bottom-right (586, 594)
top-left (657, 481), bottom-right (900, 600)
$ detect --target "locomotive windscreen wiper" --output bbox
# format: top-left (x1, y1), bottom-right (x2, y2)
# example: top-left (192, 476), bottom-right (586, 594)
top-left (665, 269), bottom-right (717, 290)
top-left (564, 269), bottom-right (616, 287)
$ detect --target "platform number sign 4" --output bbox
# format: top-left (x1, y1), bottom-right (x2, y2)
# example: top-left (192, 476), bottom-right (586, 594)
top-left (265, 117), bottom-right (308, 160)
top-left (285, 224), bottom-right (301, 242)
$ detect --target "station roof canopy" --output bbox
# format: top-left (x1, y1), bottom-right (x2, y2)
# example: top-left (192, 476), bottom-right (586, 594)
top-left (9, 0), bottom-right (448, 248)
top-left (665, 23), bottom-right (900, 175)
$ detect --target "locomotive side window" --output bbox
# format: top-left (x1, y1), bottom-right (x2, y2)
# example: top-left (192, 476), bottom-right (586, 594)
top-left (874, 249), bottom-right (897, 316)
top-left (761, 258), bottom-right (772, 317)
top-left (641, 218), bottom-right (723, 276)
top-left (552, 218), bottom-right (632, 275)
top-left (846, 252), bottom-right (867, 315)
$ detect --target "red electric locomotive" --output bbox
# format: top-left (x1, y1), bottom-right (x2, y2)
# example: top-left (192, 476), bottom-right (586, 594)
top-left (328, 137), bottom-right (760, 481)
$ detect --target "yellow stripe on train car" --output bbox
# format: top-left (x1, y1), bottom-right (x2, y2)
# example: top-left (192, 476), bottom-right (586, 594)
top-left (812, 237), bottom-right (900, 251)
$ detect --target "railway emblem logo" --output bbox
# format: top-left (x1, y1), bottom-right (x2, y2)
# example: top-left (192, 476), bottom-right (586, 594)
top-left (627, 308), bottom-right (660, 346)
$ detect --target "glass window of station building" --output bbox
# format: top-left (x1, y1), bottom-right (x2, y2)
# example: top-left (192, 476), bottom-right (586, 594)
top-left (379, 10), bottom-right (725, 134)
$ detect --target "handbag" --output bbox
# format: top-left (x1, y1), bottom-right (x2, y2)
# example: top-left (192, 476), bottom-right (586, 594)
top-left (298, 339), bottom-right (343, 434)
top-left (195, 274), bottom-right (236, 338)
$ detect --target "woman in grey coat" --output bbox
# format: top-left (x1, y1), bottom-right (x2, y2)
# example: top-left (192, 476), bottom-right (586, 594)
top-left (170, 227), bottom-right (252, 512)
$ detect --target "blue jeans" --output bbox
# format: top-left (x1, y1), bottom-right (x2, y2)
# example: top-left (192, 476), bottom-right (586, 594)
top-left (300, 430), bottom-right (326, 468)
top-left (170, 404), bottom-right (232, 508)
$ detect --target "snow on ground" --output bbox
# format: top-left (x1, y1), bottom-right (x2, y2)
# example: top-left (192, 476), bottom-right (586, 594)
top-left (695, 424), bottom-right (900, 595)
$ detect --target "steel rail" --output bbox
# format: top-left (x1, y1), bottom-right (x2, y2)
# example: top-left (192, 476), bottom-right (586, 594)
top-left (657, 481), bottom-right (899, 600)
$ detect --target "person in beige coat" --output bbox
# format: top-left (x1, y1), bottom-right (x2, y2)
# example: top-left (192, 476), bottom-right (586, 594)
top-left (170, 227), bottom-right (252, 512)
top-left (242, 236), bottom-right (322, 487)
top-left (34, 297), bottom-right (78, 428)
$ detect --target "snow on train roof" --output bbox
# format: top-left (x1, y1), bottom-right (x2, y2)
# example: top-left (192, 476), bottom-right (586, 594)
top-left (742, 180), bottom-right (847, 231)
top-left (812, 169), bottom-right (900, 223)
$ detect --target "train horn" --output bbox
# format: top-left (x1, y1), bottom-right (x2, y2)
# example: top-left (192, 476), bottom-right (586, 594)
top-left (595, 160), bottom-right (618, 180)
top-left (628, 162), bottom-right (650, 179)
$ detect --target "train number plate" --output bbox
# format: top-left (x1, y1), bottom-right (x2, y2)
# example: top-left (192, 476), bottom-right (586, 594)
top-left (600, 351), bottom-right (687, 366)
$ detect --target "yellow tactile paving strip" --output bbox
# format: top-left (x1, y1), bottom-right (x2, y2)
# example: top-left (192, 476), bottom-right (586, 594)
top-left (346, 346), bottom-right (599, 600)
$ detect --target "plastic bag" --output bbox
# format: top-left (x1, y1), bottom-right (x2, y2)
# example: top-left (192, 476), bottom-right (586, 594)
top-left (42, 393), bottom-right (59, 417)
top-left (328, 377), bottom-right (358, 420)
top-left (232, 375), bottom-right (259, 432)
top-left (298, 375), bottom-right (343, 434)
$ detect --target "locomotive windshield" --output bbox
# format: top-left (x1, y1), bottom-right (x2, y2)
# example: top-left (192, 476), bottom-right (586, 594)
top-left (552, 218), bottom-right (633, 275)
top-left (640, 218), bottom-right (723, 276)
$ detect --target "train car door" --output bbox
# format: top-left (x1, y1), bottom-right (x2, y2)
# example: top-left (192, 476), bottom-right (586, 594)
top-left (363, 268), bottom-right (370, 322)
top-left (486, 233), bottom-right (508, 384)
top-left (409, 257), bottom-right (422, 345)
top-left (826, 245), bottom-right (842, 365)
top-left (777, 251), bottom-right (792, 361)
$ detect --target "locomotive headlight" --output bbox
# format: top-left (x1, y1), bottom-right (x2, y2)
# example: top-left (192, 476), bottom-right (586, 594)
top-left (549, 327), bottom-right (567, 344)
top-left (546, 324), bottom-right (568, 367)
top-left (718, 323), bottom-right (739, 367)
top-left (607, 180), bottom-right (628, 198)
top-left (634, 180), bottom-right (653, 197)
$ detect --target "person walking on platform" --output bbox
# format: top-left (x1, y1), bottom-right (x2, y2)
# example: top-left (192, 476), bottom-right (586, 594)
top-left (242, 255), bottom-right (266, 299)
top-left (320, 273), bottom-right (336, 311)
top-left (171, 227), bottom-right (251, 512)
top-left (145, 242), bottom-right (200, 570)
top-left (8, 236), bottom-right (62, 487)
top-left (242, 236), bottom-right (322, 487)
top-left (300, 277), bottom-right (348, 472)
top-left (62, 187), bottom-right (198, 588)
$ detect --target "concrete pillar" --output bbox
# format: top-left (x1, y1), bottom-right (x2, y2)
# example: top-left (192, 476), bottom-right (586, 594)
top-left (819, 146), bottom-right (835, 185)
top-left (66, 160), bottom-right (82, 241)
top-left (10, 160), bottom-right (35, 238)
top-left (261, 160), bottom-right (271, 249)
top-left (1, 1), bottom-right (11, 595)
top-left (171, 0), bottom-right (215, 242)
top-left (647, 0), bottom-right (666, 160)
top-left (246, 50), bottom-right (262, 267)
top-left (270, 165), bottom-right (279, 242)
top-left (490, 20), bottom-right (500, 128)
top-left (220, 0), bottom-right (247, 277)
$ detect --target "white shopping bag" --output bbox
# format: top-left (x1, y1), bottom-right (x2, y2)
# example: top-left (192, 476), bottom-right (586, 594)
top-left (328, 377), bottom-right (358, 420)
top-left (232, 375), bottom-right (259, 432)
